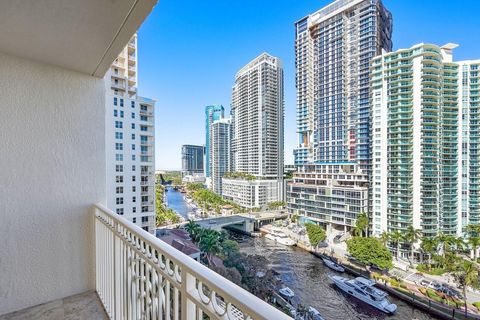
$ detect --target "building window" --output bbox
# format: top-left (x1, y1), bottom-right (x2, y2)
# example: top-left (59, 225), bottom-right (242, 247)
top-left (116, 165), bottom-right (123, 172)
top-left (132, 186), bottom-right (136, 192)
top-left (120, 110), bottom-right (124, 118)
top-left (133, 196), bottom-right (136, 203)
top-left (116, 186), bottom-right (123, 194)
top-left (114, 110), bottom-right (118, 117)
top-left (115, 121), bottom-right (123, 129)
top-left (132, 165), bottom-right (136, 171)
top-left (116, 208), bottom-right (124, 215)
top-left (140, 126), bottom-right (147, 131)
top-left (132, 155), bottom-right (136, 161)
top-left (132, 176), bottom-right (136, 182)
top-left (132, 144), bottom-right (136, 150)
top-left (116, 175), bottom-right (123, 183)
top-left (132, 123), bottom-right (135, 129)
top-left (120, 99), bottom-right (124, 107)
top-left (114, 97), bottom-right (118, 106)
top-left (132, 133), bottom-right (135, 140)
top-left (115, 154), bottom-right (123, 161)
top-left (115, 143), bottom-right (123, 150)
top-left (131, 112), bottom-right (135, 119)
top-left (115, 132), bottom-right (123, 139)
top-left (131, 101), bottom-right (135, 108)
top-left (116, 197), bottom-right (124, 205)
top-left (132, 217), bottom-right (136, 223)
top-left (142, 216), bottom-right (149, 223)
top-left (133, 207), bottom-right (136, 213)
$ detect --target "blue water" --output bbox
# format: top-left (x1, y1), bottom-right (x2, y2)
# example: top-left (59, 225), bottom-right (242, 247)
top-left (164, 187), bottom-right (192, 218)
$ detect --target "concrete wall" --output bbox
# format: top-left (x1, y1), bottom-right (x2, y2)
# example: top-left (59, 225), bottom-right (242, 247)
top-left (0, 52), bottom-right (106, 315)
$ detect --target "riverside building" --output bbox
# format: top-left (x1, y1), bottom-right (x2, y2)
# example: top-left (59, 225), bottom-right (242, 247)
top-left (223, 53), bottom-right (284, 208)
top-left (288, 0), bottom-right (392, 233)
top-left (370, 43), bottom-right (480, 240)
top-left (210, 118), bottom-right (232, 194)
top-left (181, 144), bottom-right (204, 177)
top-left (205, 104), bottom-right (225, 179)
top-left (105, 34), bottom-right (156, 233)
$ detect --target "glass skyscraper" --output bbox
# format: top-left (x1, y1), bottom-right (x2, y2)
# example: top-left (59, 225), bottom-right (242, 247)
top-left (293, 0), bottom-right (392, 169)
top-left (205, 105), bottom-right (224, 177)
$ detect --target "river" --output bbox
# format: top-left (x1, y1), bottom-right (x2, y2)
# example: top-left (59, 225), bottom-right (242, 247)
top-left (165, 187), bottom-right (437, 320)
top-left (165, 187), bottom-right (192, 219)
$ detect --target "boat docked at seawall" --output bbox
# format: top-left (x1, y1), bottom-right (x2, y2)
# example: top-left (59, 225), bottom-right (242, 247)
top-left (307, 307), bottom-right (325, 320)
top-left (321, 257), bottom-right (345, 273)
top-left (279, 287), bottom-right (295, 300)
top-left (329, 276), bottom-right (397, 314)
top-left (265, 228), bottom-right (296, 246)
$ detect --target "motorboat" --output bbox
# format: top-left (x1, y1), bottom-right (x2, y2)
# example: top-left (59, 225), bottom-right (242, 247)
top-left (321, 257), bottom-right (345, 273)
top-left (279, 287), bottom-right (295, 299)
top-left (329, 276), bottom-right (397, 314)
top-left (307, 307), bottom-right (325, 320)
top-left (265, 228), bottom-right (296, 246)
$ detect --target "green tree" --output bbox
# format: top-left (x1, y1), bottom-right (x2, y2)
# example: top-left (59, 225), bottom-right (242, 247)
top-left (405, 226), bottom-right (422, 265)
top-left (354, 212), bottom-right (369, 237)
top-left (346, 237), bottom-right (393, 270)
top-left (267, 201), bottom-right (286, 210)
top-left (379, 231), bottom-right (389, 246)
top-left (305, 223), bottom-right (326, 247)
top-left (453, 260), bottom-right (480, 315)
top-left (420, 237), bottom-right (438, 271)
top-left (436, 233), bottom-right (457, 260)
top-left (198, 229), bottom-right (221, 265)
top-left (184, 220), bottom-right (201, 241)
top-left (469, 237), bottom-right (480, 260)
top-left (390, 230), bottom-right (404, 260)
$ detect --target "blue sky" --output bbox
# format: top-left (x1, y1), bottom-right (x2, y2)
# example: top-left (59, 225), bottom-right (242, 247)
top-left (136, 0), bottom-right (480, 170)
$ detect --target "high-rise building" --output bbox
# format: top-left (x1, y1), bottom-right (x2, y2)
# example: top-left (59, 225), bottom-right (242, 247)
top-left (223, 53), bottom-right (284, 207)
top-left (293, 0), bottom-right (392, 168)
top-left (205, 105), bottom-right (225, 178)
top-left (370, 43), bottom-right (480, 245)
top-left (105, 34), bottom-right (156, 233)
top-left (181, 144), bottom-right (204, 177)
top-left (210, 118), bottom-right (232, 194)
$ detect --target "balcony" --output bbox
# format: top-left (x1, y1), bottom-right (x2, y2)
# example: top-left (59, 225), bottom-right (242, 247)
top-left (94, 205), bottom-right (289, 319)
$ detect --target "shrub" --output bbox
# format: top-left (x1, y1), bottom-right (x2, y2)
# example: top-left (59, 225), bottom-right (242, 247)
top-left (389, 278), bottom-right (399, 287)
top-left (416, 264), bottom-right (446, 276)
top-left (400, 282), bottom-right (408, 289)
top-left (419, 287), bottom-right (427, 295)
top-left (473, 301), bottom-right (480, 311)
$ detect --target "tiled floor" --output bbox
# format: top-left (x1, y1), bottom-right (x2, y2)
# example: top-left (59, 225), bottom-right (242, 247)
top-left (0, 291), bottom-right (108, 320)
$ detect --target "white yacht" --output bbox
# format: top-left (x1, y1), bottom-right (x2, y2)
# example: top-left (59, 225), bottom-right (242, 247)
top-left (307, 307), bottom-right (325, 320)
top-left (321, 257), bottom-right (345, 273)
top-left (329, 276), bottom-right (397, 314)
top-left (265, 228), bottom-right (296, 246)
top-left (279, 287), bottom-right (295, 299)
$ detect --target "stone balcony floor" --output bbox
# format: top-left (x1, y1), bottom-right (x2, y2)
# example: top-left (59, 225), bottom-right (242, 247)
top-left (0, 291), bottom-right (108, 320)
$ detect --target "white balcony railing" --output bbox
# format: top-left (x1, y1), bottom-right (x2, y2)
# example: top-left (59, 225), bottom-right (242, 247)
top-left (94, 204), bottom-right (291, 320)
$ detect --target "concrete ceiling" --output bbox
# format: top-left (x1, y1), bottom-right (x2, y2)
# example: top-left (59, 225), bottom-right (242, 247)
top-left (0, 0), bottom-right (157, 77)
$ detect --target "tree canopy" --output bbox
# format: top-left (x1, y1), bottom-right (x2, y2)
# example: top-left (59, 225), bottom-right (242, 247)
top-left (305, 223), bottom-right (326, 247)
top-left (346, 237), bottom-right (393, 270)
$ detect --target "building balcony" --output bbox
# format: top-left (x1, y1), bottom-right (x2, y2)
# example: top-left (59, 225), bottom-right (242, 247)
top-left (93, 205), bottom-right (289, 320)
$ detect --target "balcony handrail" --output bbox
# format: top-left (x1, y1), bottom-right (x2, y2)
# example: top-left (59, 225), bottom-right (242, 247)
top-left (94, 204), bottom-right (291, 320)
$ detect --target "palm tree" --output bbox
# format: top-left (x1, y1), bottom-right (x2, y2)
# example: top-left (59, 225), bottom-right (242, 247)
top-left (420, 237), bottom-right (438, 271)
top-left (390, 230), bottom-right (404, 260)
top-left (469, 236), bottom-right (480, 260)
top-left (436, 233), bottom-right (457, 259)
top-left (354, 212), bottom-right (369, 237)
top-left (379, 231), bottom-right (389, 246)
top-left (198, 229), bottom-right (221, 265)
top-left (453, 260), bottom-right (479, 315)
top-left (466, 224), bottom-right (480, 237)
top-left (184, 220), bottom-right (200, 242)
top-left (405, 226), bottom-right (422, 264)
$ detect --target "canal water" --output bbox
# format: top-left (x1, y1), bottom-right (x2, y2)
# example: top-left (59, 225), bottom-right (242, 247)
top-left (238, 237), bottom-right (437, 320)
top-left (165, 187), bottom-right (192, 219)
top-left (166, 187), bottom-right (437, 320)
